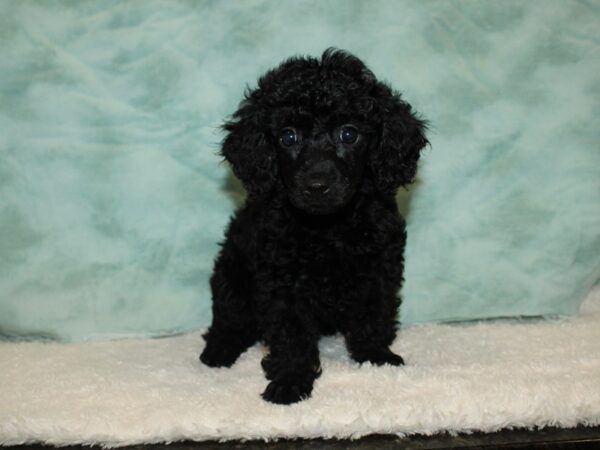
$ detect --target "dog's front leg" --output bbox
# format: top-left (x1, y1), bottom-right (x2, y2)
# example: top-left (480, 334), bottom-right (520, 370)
top-left (260, 314), bottom-right (321, 405)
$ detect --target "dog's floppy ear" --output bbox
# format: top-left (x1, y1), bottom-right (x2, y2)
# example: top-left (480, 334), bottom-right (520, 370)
top-left (221, 97), bottom-right (277, 197)
top-left (370, 84), bottom-right (428, 194)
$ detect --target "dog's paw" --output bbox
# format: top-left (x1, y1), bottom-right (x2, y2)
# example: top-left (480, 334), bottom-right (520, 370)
top-left (199, 344), bottom-right (240, 368)
top-left (352, 348), bottom-right (405, 366)
top-left (262, 379), bottom-right (313, 405)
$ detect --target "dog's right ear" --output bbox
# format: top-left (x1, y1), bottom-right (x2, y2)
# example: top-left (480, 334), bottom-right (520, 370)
top-left (221, 98), bottom-right (277, 197)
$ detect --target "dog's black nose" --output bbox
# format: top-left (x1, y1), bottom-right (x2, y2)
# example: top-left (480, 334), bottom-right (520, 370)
top-left (305, 179), bottom-right (330, 194)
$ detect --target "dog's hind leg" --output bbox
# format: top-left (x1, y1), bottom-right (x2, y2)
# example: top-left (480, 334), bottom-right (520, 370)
top-left (199, 252), bottom-right (258, 368)
top-left (344, 290), bottom-right (404, 367)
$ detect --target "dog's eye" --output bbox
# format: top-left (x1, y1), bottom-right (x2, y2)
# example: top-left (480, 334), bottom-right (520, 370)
top-left (340, 126), bottom-right (358, 144)
top-left (279, 128), bottom-right (298, 147)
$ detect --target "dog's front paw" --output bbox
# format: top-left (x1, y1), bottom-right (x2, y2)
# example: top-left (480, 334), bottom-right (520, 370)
top-left (352, 348), bottom-right (405, 366)
top-left (262, 379), bottom-right (313, 405)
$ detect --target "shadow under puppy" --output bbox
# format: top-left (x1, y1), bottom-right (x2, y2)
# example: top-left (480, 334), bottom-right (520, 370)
top-left (200, 49), bottom-right (428, 404)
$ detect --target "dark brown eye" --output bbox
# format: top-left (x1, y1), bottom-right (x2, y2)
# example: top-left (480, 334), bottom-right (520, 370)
top-left (280, 128), bottom-right (297, 147)
top-left (340, 126), bottom-right (358, 144)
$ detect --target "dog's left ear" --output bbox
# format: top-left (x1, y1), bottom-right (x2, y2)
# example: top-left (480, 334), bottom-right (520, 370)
top-left (370, 84), bottom-right (428, 194)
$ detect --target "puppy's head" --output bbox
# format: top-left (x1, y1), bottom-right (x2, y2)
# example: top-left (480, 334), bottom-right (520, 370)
top-left (222, 49), bottom-right (427, 214)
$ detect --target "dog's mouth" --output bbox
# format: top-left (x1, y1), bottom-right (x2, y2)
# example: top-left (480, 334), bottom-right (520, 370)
top-left (295, 201), bottom-right (341, 215)
top-left (283, 159), bottom-right (359, 215)
top-left (289, 183), bottom-right (354, 215)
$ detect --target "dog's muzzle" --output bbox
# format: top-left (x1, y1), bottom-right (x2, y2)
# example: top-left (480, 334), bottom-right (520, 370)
top-left (291, 160), bottom-right (351, 214)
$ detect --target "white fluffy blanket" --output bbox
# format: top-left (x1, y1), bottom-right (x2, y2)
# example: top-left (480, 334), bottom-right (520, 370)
top-left (2, 287), bottom-right (599, 447)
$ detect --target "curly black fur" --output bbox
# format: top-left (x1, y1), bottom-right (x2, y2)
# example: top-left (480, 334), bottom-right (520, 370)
top-left (200, 49), bottom-right (428, 404)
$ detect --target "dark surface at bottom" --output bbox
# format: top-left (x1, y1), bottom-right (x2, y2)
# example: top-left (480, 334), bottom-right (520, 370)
top-left (4, 426), bottom-right (600, 450)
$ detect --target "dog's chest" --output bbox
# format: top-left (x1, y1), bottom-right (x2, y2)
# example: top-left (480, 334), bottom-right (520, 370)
top-left (248, 218), bottom-right (387, 329)
top-left (290, 231), bottom-right (375, 307)
top-left (250, 219), bottom-right (381, 301)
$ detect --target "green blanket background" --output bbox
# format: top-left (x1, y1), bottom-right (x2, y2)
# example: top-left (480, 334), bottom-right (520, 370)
top-left (1, 0), bottom-right (599, 342)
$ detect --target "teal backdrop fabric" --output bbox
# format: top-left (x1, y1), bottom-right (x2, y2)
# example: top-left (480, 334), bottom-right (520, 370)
top-left (1, 0), bottom-right (599, 342)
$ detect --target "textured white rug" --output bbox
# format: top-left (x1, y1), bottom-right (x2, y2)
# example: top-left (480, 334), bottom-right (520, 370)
top-left (2, 287), bottom-right (600, 447)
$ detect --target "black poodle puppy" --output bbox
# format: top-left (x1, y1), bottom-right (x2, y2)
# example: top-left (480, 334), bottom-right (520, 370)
top-left (200, 49), bottom-right (427, 405)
